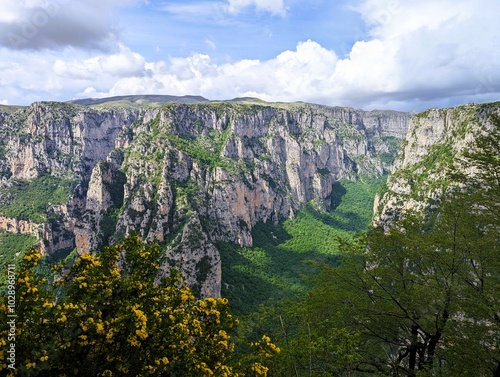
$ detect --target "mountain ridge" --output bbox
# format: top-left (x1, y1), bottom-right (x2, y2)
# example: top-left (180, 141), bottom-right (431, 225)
top-left (68, 94), bottom-right (209, 107)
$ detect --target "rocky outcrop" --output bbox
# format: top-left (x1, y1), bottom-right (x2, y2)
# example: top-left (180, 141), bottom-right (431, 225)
top-left (374, 102), bottom-right (499, 226)
top-left (1, 102), bottom-right (139, 181)
top-left (161, 213), bottom-right (221, 298)
top-left (0, 215), bottom-right (74, 254)
top-left (0, 216), bottom-right (49, 239)
top-left (0, 100), bottom-right (410, 297)
top-left (114, 103), bottom-right (409, 250)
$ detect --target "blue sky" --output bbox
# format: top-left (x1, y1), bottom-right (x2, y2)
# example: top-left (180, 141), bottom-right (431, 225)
top-left (0, 0), bottom-right (499, 111)
top-left (120, 1), bottom-right (365, 62)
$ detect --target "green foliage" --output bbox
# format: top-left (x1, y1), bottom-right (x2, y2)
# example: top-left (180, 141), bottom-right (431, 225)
top-left (299, 189), bottom-right (499, 376)
top-left (0, 231), bottom-right (37, 289)
top-left (174, 179), bottom-right (202, 208)
top-left (0, 175), bottom-right (75, 222)
top-left (165, 131), bottom-right (236, 171)
top-left (100, 208), bottom-right (121, 244)
top-left (0, 235), bottom-right (279, 376)
top-left (376, 136), bottom-right (402, 166)
top-left (0, 105), bottom-right (26, 114)
top-left (220, 175), bottom-right (386, 315)
top-left (267, 113), bottom-right (500, 376)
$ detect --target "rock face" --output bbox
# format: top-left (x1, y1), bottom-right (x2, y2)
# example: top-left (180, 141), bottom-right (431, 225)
top-left (374, 101), bottom-right (499, 226)
top-left (0, 100), bottom-right (409, 297)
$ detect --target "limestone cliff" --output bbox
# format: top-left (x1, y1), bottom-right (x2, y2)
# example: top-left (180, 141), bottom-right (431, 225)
top-left (374, 101), bottom-right (500, 226)
top-left (0, 100), bottom-right (409, 297)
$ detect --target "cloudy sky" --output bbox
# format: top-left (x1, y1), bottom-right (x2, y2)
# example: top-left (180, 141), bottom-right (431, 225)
top-left (0, 0), bottom-right (499, 111)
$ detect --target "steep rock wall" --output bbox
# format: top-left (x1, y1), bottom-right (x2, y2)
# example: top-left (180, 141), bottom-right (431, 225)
top-left (374, 102), bottom-right (499, 226)
top-left (0, 101), bottom-right (409, 297)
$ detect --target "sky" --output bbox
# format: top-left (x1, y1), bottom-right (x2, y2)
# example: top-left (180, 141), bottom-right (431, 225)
top-left (0, 0), bottom-right (499, 111)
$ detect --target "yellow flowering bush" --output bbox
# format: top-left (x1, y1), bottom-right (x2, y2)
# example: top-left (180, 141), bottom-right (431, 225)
top-left (0, 235), bottom-right (278, 376)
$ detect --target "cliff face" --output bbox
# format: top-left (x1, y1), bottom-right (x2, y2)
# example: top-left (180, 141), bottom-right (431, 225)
top-left (374, 102), bottom-right (500, 226)
top-left (0, 100), bottom-right (409, 297)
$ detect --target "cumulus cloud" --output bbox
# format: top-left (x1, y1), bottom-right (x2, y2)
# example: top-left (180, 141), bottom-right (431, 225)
top-left (1, 0), bottom-right (500, 111)
top-left (88, 0), bottom-right (500, 111)
top-left (88, 40), bottom-right (338, 101)
top-left (0, 0), bottom-right (141, 51)
top-left (344, 0), bottom-right (500, 108)
top-left (53, 45), bottom-right (146, 79)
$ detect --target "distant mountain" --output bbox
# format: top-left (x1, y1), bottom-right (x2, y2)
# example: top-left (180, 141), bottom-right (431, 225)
top-left (68, 94), bottom-right (209, 108)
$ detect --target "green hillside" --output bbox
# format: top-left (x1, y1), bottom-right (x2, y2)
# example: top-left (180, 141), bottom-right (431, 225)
top-left (220, 175), bottom-right (386, 315)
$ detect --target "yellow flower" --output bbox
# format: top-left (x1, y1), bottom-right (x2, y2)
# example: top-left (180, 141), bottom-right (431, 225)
top-left (117, 365), bottom-right (129, 374)
top-left (106, 330), bottom-right (114, 341)
top-left (57, 315), bottom-right (67, 323)
top-left (128, 336), bottom-right (141, 347)
top-left (144, 365), bottom-right (156, 373)
top-left (252, 363), bottom-right (269, 376)
top-left (136, 329), bottom-right (148, 340)
top-left (96, 322), bottom-right (105, 334)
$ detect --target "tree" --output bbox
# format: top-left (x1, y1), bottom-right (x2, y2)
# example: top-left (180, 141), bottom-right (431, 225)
top-left (1, 235), bottom-right (278, 376)
top-left (299, 189), bottom-right (498, 376)
top-left (284, 110), bottom-right (500, 376)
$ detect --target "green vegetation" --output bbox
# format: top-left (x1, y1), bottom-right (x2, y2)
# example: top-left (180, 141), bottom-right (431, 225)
top-left (0, 231), bottom-right (37, 289)
top-left (0, 105), bottom-right (26, 114)
top-left (376, 135), bottom-right (403, 166)
top-left (165, 132), bottom-right (236, 171)
top-left (2, 101), bottom-right (498, 375)
top-left (246, 110), bottom-right (500, 376)
top-left (221, 175), bottom-right (387, 315)
top-left (1, 236), bottom-right (279, 376)
top-left (0, 175), bottom-right (76, 222)
top-left (0, 232), bottom-right (38, 260)
top-left (267, 187), bottom-right (499, 376)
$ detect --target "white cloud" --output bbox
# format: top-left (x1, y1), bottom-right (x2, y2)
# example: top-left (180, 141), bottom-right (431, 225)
top-left (346, 0), bottom-right (500, 108)
top-left (96, 40), bottom-right (338, 102)
top-left (0, 0), bottom-right (142, 50)
top-left (227, 0), bottom-right (288, 17)
top-left (53, 45), bottom-right (146, 79)
top-left (1, 0), bottom-right (500, 111)
top-left (0, 99), bottom-right (9, 105)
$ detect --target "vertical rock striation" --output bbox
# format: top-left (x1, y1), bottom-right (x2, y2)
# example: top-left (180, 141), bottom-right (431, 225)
top-left (374, 102), bottom-right (500, 226)
top-left (0, 100), bottom-right (410, 297)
